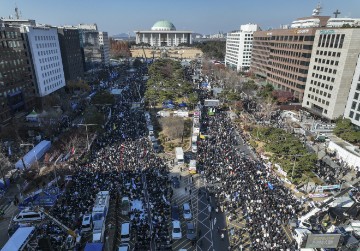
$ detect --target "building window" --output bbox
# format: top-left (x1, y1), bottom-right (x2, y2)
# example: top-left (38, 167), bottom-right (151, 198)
top-left (351, 101), bottom-right (357, 109)
top-left (349, 111), bottom-right (354, 118)
top-left (355, 113), bottom-right (360, 121)
top-left (354, 92), bottom-right (359, 100)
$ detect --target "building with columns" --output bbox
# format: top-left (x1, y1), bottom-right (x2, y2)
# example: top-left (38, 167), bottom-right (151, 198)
top-left (135, 20), bottom-right (192, 47)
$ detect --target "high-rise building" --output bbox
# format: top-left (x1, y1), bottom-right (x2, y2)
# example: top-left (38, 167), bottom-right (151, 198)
top-left (76, 24), bottom-right (110, 70)
top-left (225, 24), bottom-right (259, 72)
top-left (251, 14), bottom-right (330, 100)
top-left (344, 55), bottom-right (360, 126)
top-left (302, 28), bottom-right (360, 120)
top-left (0, 26), bottom-right (36, 125)
top-left (57, 28), bottom-right (84, 81)
top-left (98, 32), bottom-right (110, 66)
top-left (21, 26), bottom-right (66, 97)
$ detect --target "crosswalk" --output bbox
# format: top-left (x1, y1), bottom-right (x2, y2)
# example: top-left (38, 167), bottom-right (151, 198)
top-left (171, 173), bottom-right (198, 251)
top-left (0, 202), bottom-right (17, 220)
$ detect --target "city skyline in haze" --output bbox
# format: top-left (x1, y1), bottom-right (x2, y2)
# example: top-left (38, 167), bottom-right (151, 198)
top-left (1, 0), bottom-right (360, 36)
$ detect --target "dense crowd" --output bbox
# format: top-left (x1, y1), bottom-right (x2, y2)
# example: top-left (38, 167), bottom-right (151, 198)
top-left (38, 65), bottom-right (172, 250)
top-left (198, 111), bottom-right (304, 250)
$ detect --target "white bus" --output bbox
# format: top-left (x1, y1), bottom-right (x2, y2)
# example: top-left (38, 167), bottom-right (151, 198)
top-left (175, 147), bottom-right (184, 165)
top-left (2, 227), bottom-right (36, 251)
top-left (92, 191), bottom-right (110, 242)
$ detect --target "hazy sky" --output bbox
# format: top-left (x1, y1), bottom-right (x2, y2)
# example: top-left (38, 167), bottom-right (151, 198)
top-left (1, 0), bottom-right (360, 35)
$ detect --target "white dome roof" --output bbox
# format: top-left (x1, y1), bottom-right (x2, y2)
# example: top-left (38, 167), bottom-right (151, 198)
top-left (151, 20), bottom-right (176, 31)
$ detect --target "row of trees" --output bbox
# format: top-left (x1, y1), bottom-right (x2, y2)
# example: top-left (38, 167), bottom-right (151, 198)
top-left (251, 126), bottom-right (317, 183)
top-left (333, 118), bottom-right (360, 145)
top-left (145, 59), bottom-right (198, 107)
top-left (110, 39), bottom-right (131, 59)
top-left (195, 41), bottom-right (226, 60)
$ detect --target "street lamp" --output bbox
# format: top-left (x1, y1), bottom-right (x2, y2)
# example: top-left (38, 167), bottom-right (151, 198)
top-left (20, 143), bottom-right (37, 169)
top-left (76, 124), bottom-right (97, 151)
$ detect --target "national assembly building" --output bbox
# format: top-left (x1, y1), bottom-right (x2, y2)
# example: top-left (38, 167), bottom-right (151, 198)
top-left (135, 20), bottom-right (192, 47)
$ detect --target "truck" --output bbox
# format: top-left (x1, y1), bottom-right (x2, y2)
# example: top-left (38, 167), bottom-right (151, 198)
top-left (189, 160), bottom-right (196, 174)
top-left (156, 110), bottom-right (170, 117)
top-left (191, 135), bottom-right (198, 153)
top-left (175, 147), bottom-right (184, 165)
top-left (121, 197), bottom-right (130, 216)
top-left (204, 99), bottom-right (220, 107)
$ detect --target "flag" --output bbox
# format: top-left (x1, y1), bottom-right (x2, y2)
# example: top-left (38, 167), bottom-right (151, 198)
top-left (268, 182), bottom-right (274, 190)
top-left (71, 147), bottom-right (75, 155)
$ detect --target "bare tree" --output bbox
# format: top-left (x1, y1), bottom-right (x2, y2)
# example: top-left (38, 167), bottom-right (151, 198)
top-left (0, 152), bottom-right (12, 187)
top-left (159, 117), bottom-right (185, 140)
top-left (261, 96), bottom-right (278, 121)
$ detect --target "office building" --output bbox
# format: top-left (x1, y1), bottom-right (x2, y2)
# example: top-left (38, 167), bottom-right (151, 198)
top-left (98, 32), bottom-right (110, 66)
top-left (250, 12), bottom-right (330, 100)
top-left (57, 28), bottom-right (84, 81)
top-left (21, 26), bottom-right (65, 97)
top-left (0, 26), bottom-right (35, 125)
top-left (225, 24), bottom-right (259, 72)
top-left (344, 55), bottom-right (360, 126)
top-left (75, 24), bottom-right (110, 70)
top-left (135, 20), bottom-right (192, 46)
top-left (302, 28), bottom-right (360, 120)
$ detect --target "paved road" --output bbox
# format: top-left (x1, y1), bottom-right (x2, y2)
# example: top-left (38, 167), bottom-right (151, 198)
top-left (169, 166), bottom-right (198, 251)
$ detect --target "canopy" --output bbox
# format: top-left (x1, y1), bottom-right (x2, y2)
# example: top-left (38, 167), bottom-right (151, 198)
top-left (84, 243), bottom-right (104, 251)
top-left (15, 140), bottom-right (51, 169)
top-left (26, 110), bottom-right (39, 122)
top-left (2, 226), bottom-right (35, 251)
top-left (178, 102), bottom-right (187, 107)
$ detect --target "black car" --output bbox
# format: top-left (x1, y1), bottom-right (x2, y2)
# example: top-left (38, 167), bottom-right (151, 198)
top-left (171, 205), bottom-right (180, 221)
top-left (172, 177), bottom-right (180, 188)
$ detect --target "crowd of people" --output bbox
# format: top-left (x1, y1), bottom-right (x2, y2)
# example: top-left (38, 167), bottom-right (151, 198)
top-left (197, 110), bottom-right (305, 250)
top-left (22, 64), bottom-right (173, 250)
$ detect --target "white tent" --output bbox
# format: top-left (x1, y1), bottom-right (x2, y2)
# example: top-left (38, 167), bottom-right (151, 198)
top-left (25, 110), bottom-right (39, 122)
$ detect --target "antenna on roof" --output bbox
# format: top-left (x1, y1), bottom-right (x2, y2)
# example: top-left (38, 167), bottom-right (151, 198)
top-left (15, 4), bottom-right (20, 19)
top-left (312, 2), bottom-right (322, 16)
top-left (333, 9), bottom-right (341, 18)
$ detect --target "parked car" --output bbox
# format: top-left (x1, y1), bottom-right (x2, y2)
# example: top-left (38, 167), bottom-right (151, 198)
top-left (118, 242), bottom-right (130, 251)
top-left (186, 222), bottom-right (196, 240)
top-left (171, 205), bottom-right (180, 221)
top-left (172, 177), bottom-right (180, 188)
top-left (183, 203), bottom-right (192, 220)
top-left (172, 220), bottom-right (182, 239)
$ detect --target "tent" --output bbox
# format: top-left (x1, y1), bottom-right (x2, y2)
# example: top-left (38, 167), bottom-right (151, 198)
top-left (0, 178), bottom-right (10, 190)
top-left (26, 110), bottom-right (39, 122)
top-left (84, 243), bottom-right (103, 251)
top-left (178, 102), bottom-right (187, 107)
top-left (15, 140), bottom-right (51, 169)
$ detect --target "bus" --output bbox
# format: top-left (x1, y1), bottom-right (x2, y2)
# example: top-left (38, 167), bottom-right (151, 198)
top-left (2, 227), bottom-right (36, 251)
top-left (92, 191), bottom-right (110, 242)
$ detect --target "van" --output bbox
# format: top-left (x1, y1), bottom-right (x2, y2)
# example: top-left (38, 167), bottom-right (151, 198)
top-left (13, 208), bottom-right (45, 222)
top-left (121, 197), bottom-right (130, 216)
top-left (121, 222), bottom-right (131, 242)
top-left (81, 214), bottom-right (93, 232)
top-left (118, 243), bottom-right (130, 251)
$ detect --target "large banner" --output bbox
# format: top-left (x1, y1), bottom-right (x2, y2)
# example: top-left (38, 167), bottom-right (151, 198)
top-left (305, 234), bottom-right (341, 248)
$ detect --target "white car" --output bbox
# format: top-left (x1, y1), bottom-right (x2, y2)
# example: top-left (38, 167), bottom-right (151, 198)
top-left (118, 243), bottom-right (130, 251)
top-left (183, 203), bottom-right (192, 220)
top-left (172, 220), bottom-right (182, 239)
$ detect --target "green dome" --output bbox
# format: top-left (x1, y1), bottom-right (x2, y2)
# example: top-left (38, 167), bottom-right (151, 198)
top-left (151, 20), bottom-right (176, 31)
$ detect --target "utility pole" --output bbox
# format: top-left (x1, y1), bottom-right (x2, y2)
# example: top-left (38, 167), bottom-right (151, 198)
top-left (76, 124), bottom-right (97, 151)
